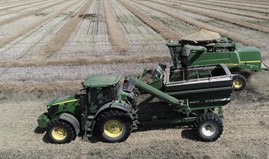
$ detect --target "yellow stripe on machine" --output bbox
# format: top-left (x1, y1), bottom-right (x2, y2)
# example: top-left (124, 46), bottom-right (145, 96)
top-left (225, 63), bottom-right (239, 66)
top-left (240, 60), bottom-right (261, 63)
top-left (52, 99), bottom-right (78, 106)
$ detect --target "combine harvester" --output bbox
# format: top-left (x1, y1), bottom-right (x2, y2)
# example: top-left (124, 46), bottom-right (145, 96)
top-left (166, 29), bottom-right (268, 91)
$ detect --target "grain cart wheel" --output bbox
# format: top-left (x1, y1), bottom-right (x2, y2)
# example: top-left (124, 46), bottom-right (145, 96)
top-left (96, 110), bottom-right (132, 143)
top-left (233, 74), bottom-right (246, 91)
top-left (47, 120), bottom-right (75, 144)
top-left (194, 113), bottom-right (223, 141)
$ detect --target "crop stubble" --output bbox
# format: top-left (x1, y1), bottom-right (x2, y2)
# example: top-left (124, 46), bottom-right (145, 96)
top-left (168, 0), bottom-right (269, 21)
top-left (155, 1), bottom-right (269, 34)
top-left (183, 0), bottom-right (269, 14)
top-left (0, 0), bottom-right (86, 60)
top-left (39, 0), bottom-right (94, 59)
top-left (0, 0), bottom-right (67, 27)
top-left (118, 0), bottom-right (181, 40)
top-left (136, 0), bottom-right (266, 49)
top-left (104, 0), bottom-right (130, 53)
top-left (0, 1), bottom-right (268, 158)
top-left (0, 0), bottom-right (79, 49)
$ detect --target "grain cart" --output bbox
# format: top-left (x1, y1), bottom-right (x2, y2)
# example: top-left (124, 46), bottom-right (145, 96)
top-left (37, 67), bottom-right (233, 144)
top-left (139, 64), bottom-right (233, 107)
top-left (167, 30), bottom-right (267, 91)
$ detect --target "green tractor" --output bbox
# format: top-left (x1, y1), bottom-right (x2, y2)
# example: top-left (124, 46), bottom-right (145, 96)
top-left (166, 30), bottom-right (267, 91)
top-left (37, 65), bottom-right (234, 144)
top-left (38, 74), bottom-right (137, 143)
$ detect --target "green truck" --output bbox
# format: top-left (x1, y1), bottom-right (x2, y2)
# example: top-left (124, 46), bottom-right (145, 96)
top-left (37, 64), bottom-right (234, 144)
top-left (167, 37), bottom-right (266, 91)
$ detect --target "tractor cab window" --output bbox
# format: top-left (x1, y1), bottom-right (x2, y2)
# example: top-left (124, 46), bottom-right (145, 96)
top-left (96, 87), bottom-right (114, 106)
top-left (87, 87), bottom-right (115, 113)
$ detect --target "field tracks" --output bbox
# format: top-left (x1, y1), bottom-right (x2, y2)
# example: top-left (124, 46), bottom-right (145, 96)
top-left (117, 0), bottom-right (181, 40)
top-left (184, 0), bottom-right (269, 14)
top-left (39, 0), bottom-right (94, 59)
top-left (155, 1), bottom-right (269, 34)
top-left (0, 54), bottom-right (170, 67)
top-left (136, 1), bottom-right (266, 49)
top-left (0, 0), bottom-right (67, 27)
top-left (0, 0), bottom-right (47, 12)
top-left (0, 0), bottom-right (79, 49)
top-left (0, 80), bottom-right (81, 94)
top-left (104, 0), bottom-right (130, 53)
top-left (166, 0), bottom-right (269, 21)
top-left (0, 0), bottom-right (54, 17)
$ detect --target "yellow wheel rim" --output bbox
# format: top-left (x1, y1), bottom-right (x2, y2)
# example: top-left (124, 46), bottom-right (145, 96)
top-left (233, 79), bottom-right (243, 89)
top-left (51, 127), bottom-right (67, 141)
top-left (104, 119), bottom-right (123, 138)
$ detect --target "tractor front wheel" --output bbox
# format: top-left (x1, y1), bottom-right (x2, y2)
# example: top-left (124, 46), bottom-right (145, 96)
top-left (96, 110), bottom-right (132, 143)
top-left (233, 74), bottom-right (246, 91)
top-left (194, 113), bottom-right (223, 141)
top-left (47, 120), bottom-right (76, 144)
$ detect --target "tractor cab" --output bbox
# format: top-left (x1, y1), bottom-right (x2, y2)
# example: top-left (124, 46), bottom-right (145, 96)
top-left (81, 74), bottom-right (122, 114)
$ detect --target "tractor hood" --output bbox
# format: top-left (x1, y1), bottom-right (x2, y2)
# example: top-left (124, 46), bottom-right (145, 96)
top-left (47, 96), bottom-right (78, 107)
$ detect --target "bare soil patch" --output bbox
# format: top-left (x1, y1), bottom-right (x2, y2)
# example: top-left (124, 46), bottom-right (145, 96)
top-left (104, 0), bottom-right (130, 52)
top-left (0, 0), bottom-right (78, 49)
top-left (39, 0), bottom-right (94, 58)
top-left (0, 54), bottom-right (170, 67)
top-left (118, 0), bottom-right (181, 40)
top-left (137, 1), bottom-right (266, 49)
top-left (158, 1), bottom-right (269, 34)
top-left (0, 92), bottom-right (268, 159)
top-left (0, 0), bottom-right (66, 27)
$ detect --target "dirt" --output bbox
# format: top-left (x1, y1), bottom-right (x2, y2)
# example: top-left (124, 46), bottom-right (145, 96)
top-left (166, 0), bottom-right (269, 21)
top-left (104, 0), bottom-right (130, 52)
top-left (138, 0), bottom-right (266, 49)
top-left (0, 0), bottom-right (45, 12)
top-left (0, 0), bottom-right (66, 27)
top-left (40, 0), bottom-right (94, 59)
top-left (0, 0), bottom-right (78, 49)
top-left (0, 54), bottom-right (171, 67)
top-left (0, 0), bottom-right (269, 158)
top-left (0, 89), bottom-right (268, 159)
top-left (184, 0), bottom-right (269, 14)
top-left (159, 1), bottom-right (269, 34)
top-left (118, 0), bottom-right (181, 40)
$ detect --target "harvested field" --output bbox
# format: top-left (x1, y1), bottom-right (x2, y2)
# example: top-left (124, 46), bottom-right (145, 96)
top-left (0, 0), bottom-right (269, 158)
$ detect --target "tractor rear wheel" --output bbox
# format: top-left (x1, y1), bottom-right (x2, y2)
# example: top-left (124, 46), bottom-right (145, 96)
top-left (194, 113), bottom-right (223, 141)
top-left (96, 109), bottom-right (132, 143)
top-left (233, 74), bottom-right (246, 91)
top-left (47, 120), bottom-right (75, 144)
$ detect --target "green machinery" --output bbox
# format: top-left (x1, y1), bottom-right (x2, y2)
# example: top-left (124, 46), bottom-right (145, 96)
top-left (167, 37), bottom-right (267, 91)
top-left (37, 66), bottom-right (233, 144)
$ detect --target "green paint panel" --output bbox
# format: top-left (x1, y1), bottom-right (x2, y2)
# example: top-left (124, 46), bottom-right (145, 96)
top-left (167, 39), bottom-right (262, 72)
top-left (83, 74), bottom-right (121, 88)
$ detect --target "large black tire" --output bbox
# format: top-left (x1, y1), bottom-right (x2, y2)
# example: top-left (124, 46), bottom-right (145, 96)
top-left (194, 113), bottom-right (223, 141)
top-left (96, 109), bottom-right (132, 143)
top-left (233, 74), bottom-right (247, 91)
top-left (47, 120), bottom-right (76, 144)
